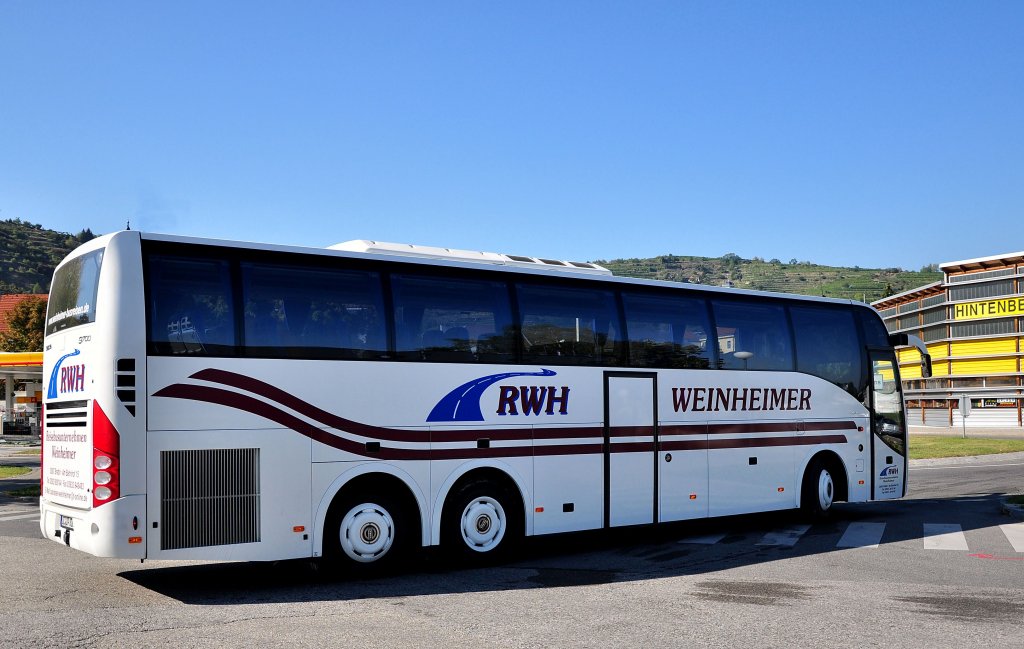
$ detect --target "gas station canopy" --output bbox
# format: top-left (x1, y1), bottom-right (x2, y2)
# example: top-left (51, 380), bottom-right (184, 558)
top-left (0, 352), bottom-right (43, 377)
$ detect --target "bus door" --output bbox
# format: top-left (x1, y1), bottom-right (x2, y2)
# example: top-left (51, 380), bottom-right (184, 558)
top-left (869, 351), bottom-right (907, 500)
top-left (604, 373), bottom-right (657, 527)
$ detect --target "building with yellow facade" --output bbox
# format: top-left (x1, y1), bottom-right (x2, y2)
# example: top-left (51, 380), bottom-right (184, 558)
top-left (872, 251), bottom-right (1024, 429)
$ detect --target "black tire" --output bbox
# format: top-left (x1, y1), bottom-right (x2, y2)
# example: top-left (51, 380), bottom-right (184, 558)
top-left (323, 490), bottom-right (412, 573)
top-left (442, 480), bottom-right (522, 563)
top-left (800, 457), bottom-right (836, 519)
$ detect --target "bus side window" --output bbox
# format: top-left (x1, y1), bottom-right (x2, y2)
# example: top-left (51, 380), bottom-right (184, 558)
top-left (517, 283), bottom-right (624, 367)
top-left (710, 299), bottom-right (793, 371)
top-left (621, 292), bottom-right (713, 369)
top-left (147, 256), bottom-right (237, 356)
top-left (790, 305), bottom-right (863, 397)
top-left (391, 274), bottom-right (514, 363)
top-left (240, 262), bottom-right (387, 360)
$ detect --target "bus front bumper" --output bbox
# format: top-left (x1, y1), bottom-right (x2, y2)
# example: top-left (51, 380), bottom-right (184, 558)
top-left (39, 495), bottom-right (147, 559)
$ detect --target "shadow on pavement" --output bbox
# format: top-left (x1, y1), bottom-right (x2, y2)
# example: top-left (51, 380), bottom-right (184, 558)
top-left (118, 493), bottom-right (1015, 606)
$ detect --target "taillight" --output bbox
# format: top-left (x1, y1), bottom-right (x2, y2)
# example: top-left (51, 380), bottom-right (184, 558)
top-left (92, 402), bottom-right (120, 508)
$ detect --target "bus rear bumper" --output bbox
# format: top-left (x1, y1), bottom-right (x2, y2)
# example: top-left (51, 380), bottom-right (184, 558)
top-left (39, 495), bottom-right (146, 559)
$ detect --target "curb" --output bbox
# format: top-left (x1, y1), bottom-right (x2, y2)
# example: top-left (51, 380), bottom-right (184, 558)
top-left (1002, 499), bottom-right (1024, 521)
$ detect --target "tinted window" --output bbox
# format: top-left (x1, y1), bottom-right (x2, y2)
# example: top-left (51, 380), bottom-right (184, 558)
top-left (517, 284), bottom-right (623, 366)
top-left (711, 299), bottom-right (793, 370)
top-left (622, 292), bottom-right (712, 368)
top-left (241, 263), bottom-right (386, 359)
top-left (790, 305), bottom-right (863, 395)
top-left (147, 256), bottom-right (236, 355)
top-left (392, 274), bottom-right (514, 362)
top-left (858, 307), bottom-right (892, 347)
top-left (46, 249), bottom-right (104, 335)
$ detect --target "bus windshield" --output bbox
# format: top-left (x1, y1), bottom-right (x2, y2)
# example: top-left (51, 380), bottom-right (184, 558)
top-left (46, 249), bottom-right (104, 335)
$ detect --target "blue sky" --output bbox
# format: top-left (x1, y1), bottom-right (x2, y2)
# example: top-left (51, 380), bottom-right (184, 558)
top-left (2, 2), bottom-right (1022, 269)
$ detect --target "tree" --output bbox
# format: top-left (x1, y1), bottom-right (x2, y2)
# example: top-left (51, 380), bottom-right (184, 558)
top-left (0, 297), bottom-right (47, 351)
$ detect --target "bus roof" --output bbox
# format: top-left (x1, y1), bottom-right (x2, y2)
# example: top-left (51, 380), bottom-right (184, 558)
top-left (129, 230), bottom-right (863, 309)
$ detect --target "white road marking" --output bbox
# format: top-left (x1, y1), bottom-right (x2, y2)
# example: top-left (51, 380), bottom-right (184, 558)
top-left (756, 525), bottom-right (810, 547)
top-left (999, 523), bottom-right (1024, 553)
top-left (837, 522), bottom-right (886, 549)
top-left (923, 523), bottom-right (969, 550)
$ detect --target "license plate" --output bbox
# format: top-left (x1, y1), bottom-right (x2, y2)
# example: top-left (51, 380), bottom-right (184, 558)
top-left (59, 515), bottom-right (74, 530)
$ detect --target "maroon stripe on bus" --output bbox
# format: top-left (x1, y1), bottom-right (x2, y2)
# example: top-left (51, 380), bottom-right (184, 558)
top-left (190, 368), bottom-right (432, 443)
top-left (706, 434), bottom-right (848, 449)
top-left (533, 443), bottom-right (605, 457)
top-left (659, 424), bottom-right (707, 436)
top-left (154, 375), bottom-right (852, 461)
top-left (607, 426), bottom-right (654, 438)
top-left (191, 368), bottom-right (607, 444)
top-left (155, 384), bottom-right (604, 461)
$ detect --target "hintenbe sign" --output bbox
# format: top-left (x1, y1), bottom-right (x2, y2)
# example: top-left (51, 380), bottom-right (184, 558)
top-left (952, 296), bottom-right (1024, 321)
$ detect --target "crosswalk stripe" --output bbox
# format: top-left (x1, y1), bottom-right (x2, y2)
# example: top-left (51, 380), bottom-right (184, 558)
top-left (1000, 523), bottom-right (1024, 553)
top-left (837, 522), bottom-right (886, 549)
top-left (923, 523), bottom-right (969, 550)
top-left (679, 533), bottom-right (727, 545)
top-left (0, 512), bottom-right (39, 522)
top-left (756, 524), bottom-right (810, 547)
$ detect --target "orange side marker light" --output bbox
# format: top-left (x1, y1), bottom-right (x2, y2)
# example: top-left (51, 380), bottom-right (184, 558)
top-left (128, 536), bottom-right (143, 544)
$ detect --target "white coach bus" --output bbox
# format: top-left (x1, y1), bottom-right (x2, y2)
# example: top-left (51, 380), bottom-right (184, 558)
top-left (39, 231), bottom-right (930, 568)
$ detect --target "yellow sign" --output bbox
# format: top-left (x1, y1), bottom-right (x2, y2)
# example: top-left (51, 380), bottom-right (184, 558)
top-left (953, 296), bottom-right (1024, 321)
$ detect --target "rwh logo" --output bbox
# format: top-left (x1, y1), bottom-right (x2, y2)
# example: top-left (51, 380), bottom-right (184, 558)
top-left (60, 365), bottom-right (86, 394)
top-left (46, 349), bottom-right (82, 399)
top-left (496, 385), bottom-right (570, 416)
top-left (879, 465), bottom-right (899, 478)
top-left (426, 369), bottom-right (569, 422)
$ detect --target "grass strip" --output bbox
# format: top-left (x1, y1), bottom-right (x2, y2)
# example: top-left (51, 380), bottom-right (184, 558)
top-left (909, 436), bottom-right (1024, 460)
top-left (0, 466), bottom-right (32, 479)
top-left (13, 449), bottom-right (42, 456)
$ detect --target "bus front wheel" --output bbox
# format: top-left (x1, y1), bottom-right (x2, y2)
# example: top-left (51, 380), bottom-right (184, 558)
top-left (801, 457), bottom-right (835, 518)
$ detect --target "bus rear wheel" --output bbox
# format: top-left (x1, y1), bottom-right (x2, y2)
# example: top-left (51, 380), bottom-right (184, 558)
top-left (801, 457), bottom-right (835, 518)
top-left (326, 492), bottom-right (410, 571)
top-left (443, 480), bottom-right (521, 562)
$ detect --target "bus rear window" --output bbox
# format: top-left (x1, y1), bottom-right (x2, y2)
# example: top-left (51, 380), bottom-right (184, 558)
top-left (46, 249), bottom-right (104, 335)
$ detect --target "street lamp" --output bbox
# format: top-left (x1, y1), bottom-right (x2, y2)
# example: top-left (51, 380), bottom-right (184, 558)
top-left (734, 351), bottom-right (753, 370)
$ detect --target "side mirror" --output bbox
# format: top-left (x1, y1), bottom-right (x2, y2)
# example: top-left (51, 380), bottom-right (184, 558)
top-left (888, 332), bottom-right (931, 378)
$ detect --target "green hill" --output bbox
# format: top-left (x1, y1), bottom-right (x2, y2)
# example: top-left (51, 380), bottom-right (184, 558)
top-left (0, 219), bottom-right (95, 294)
top-left (593, 253), bottom-right (941, 303)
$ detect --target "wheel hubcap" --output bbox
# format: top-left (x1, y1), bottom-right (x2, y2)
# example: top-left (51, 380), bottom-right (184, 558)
top-left (461, 497), bottom-right (506, 552)
top-left (340, 503), bottom-right (395, 563)
top-left (817, 470), bottom-right (834, 511)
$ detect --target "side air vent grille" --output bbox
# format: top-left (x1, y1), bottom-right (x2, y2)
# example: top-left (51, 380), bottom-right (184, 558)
top-left (160, 448), bottom-right (261, 551)
top-left (115, 358), bottom-right (137, 416)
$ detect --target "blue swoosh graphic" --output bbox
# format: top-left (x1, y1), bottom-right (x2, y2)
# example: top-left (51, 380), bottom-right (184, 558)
top-left (46, 349), bottom-right (82, 399)
top-left (426, 369), bottom-right (557, 422)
